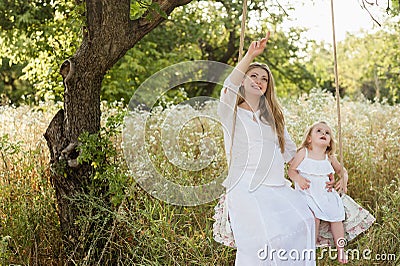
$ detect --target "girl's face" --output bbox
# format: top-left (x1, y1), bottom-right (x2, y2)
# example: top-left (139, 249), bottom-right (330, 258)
top-left (309, 123), bottom-right (332, 148)
top-left (242, 67), bottom-right (269, 97)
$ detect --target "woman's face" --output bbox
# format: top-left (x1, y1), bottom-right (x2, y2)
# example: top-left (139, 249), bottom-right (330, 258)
top-left (242, 67), bottom-right (269, 97)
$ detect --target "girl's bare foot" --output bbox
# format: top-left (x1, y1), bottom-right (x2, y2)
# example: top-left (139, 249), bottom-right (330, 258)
top-left (338, 248), bottom-right (348, 264)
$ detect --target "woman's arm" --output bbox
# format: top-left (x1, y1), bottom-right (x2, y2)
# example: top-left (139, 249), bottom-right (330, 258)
top-left (283, 128), bottom-right (297, 163)
top-left (218, 32), bottom-right (271, 117)
top-left (228, 32), bottom-right (270, 86)
top-left (288, 148), bottom-right (310, 190)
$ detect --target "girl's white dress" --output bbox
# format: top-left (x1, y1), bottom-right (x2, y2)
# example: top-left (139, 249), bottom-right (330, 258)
top-left (295, 150), bottom-right (375, 247)
top-left (218, 77), bottom-right (316, 265)
top-left (295, 149), bottom-right (345, 222)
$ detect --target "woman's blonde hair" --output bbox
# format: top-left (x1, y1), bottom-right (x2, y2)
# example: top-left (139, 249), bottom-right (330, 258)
top-left (298, 121), bottom-right (336, 156)
top-left (237, 62), bottom-right (286, 153)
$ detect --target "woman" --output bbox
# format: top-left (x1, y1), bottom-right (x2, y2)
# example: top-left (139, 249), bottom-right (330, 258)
top-left (218, 33), bottom-right (322, 265)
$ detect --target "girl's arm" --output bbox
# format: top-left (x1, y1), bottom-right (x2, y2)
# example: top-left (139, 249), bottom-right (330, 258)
top-left (288, 148), bottom-right (310, 190)
top-left (329, 155), bottom-right (348, 193)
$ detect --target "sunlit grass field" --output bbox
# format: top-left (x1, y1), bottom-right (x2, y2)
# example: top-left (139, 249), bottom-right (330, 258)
top-left (1, 90), bottom-right (399, 265)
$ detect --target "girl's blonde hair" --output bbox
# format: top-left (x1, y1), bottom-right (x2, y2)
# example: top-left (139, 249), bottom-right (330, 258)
top-left (237, 62), bottom-right (286, 153)
top-left (298, 121), bottom-right (336, 156)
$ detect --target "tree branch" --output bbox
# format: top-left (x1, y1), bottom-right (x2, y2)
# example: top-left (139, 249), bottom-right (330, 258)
top-left (127, 0), bottom-right (193, 49)
top-left (360, 0), bottom-right (382, 26)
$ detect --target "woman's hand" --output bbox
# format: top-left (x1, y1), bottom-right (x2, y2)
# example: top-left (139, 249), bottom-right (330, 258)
top-left (335, 172), bottom-right (348, 194)
top-left (294, 175), bottom-right (311, 190)
top-left (325, 173), bottom-right (335, 192)
top-left (247, 31), bottom-right (270, 59)
top-left (229, 32), bottom-right (271, 86)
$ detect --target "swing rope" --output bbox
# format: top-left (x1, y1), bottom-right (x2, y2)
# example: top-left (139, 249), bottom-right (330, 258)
top-left (330, 0), bottom-right (345, 193)
top-left (228, 0), bottom-right (248, 169)
top-left (238, 0), bottom-right (248, 62)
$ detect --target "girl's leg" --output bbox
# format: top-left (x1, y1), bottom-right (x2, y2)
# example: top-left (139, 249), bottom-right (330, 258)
top-left (315, 217), bottom-right (320, 243)
top-left (330, 221), bottom-right (347, 264)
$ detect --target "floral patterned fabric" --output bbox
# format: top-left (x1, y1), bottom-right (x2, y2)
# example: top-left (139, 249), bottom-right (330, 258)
top-left (317, 194), bottom-right (376, 247)
top-left (213, 193), bottom-right (375, 249)
top-left (212, 193), bottom-right (236, 248)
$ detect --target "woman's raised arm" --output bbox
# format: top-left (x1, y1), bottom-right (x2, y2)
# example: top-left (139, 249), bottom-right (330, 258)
top-left (229, 32), bottom-right (270, 86)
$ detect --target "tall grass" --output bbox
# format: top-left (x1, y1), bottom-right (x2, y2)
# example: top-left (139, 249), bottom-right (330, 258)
top-left (0, 90), bottom-right (399, 265)
top-left (0, 103), bottom-right (62, 265)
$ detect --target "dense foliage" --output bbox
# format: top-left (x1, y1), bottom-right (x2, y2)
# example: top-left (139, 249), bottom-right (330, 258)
top-left (2, 1), bottom-right (398, 106)
top-left (0, 0), bottom-right (82, 104)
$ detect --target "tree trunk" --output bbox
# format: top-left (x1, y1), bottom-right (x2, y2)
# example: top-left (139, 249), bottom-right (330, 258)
top-left (44, 0), bottom-right (192, 263)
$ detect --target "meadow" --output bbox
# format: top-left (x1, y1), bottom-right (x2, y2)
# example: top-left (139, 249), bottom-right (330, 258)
top-left (0, 89), bottom-right (399, 265)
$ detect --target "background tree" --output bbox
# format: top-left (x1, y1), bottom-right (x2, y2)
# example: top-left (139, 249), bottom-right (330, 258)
top-left (3, 0), bottom-right (195, 263)
top-left (102, 0), bottom-right (316, 102)
top-left (303, 41), bottom-right (345, 96)
top-left (302, 14), bottom-right (399, 102)
top-left (0, 0), bottom-right (81, 104)
top-left (337, 20), bottom-right (400, 103)
top-left (0, 60), bottom-right (32, 105)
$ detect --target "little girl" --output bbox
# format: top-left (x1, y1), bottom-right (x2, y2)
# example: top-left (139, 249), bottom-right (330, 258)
top-left (288, 121), bottom-right (348, 263)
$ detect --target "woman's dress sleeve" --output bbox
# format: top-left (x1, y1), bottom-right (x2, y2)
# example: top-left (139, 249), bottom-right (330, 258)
top-left (282, 128), bottom-right (296, 163)
top-left (217, 76), bottom-right (240, 118)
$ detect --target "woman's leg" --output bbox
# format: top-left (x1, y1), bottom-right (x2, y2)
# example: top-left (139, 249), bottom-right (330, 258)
top-left (330, 221), bottom-right (347, 264)
top-left (229, 184), bottom-right (316, 265)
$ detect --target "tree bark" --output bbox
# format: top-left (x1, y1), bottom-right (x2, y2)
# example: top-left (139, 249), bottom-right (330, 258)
top-left (44, 0), bottom-right (192, 264)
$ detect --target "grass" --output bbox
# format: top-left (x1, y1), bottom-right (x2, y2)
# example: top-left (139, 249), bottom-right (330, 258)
top-left (0, 90), bottom-right (399, 265)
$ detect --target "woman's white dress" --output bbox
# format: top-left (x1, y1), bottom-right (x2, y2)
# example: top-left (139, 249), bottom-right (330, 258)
top-left (218, 77), bottom-right (316, 265)
top-left (295, 149), bottom-right (345, 222)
